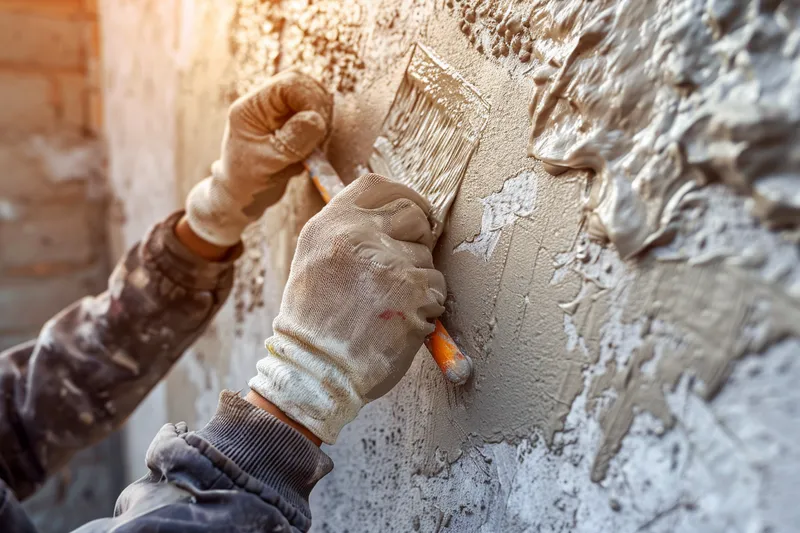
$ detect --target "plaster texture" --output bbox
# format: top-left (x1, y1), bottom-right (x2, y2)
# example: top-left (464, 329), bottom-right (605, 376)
top-left (99, 0), bottom-right (799, 531)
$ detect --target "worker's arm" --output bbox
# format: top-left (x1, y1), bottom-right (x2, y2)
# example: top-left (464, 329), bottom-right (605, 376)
top-left (91, 174), bottom-right (446, 533)
top-left (0, 210), bottom-right (240, 503)
top-left (0, 70), bottom-right (332, 529)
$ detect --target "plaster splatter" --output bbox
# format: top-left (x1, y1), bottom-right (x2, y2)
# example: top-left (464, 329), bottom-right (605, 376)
top-left (447, 0), bottom-right (542, 65)
top-left (232, 173), bottom-right (324, 335)
top-left (31, 135), bottom-right (106, 188)
top-left (455, 169), bottom-right (538, 260)
top-left (230, 1), bottom-right (439, 97)
top-left (315, 333), bottom-right (800, 532)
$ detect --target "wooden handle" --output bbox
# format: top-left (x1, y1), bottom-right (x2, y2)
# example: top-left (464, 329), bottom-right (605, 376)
top-left (304, 151), bottom-right (473, 385)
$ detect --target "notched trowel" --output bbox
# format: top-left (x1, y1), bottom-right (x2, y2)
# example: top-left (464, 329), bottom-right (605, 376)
top-left (304, 43), bottom-right (490, 386)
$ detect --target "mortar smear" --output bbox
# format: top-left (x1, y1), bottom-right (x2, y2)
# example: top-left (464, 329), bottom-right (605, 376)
top-left (455, 169), bottom-right (538, 261)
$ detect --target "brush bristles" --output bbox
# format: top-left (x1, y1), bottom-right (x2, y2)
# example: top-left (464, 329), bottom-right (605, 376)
top-left (369, 45), bottom-right (490, 236)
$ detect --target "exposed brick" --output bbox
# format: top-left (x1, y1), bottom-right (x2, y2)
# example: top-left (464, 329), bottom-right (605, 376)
top-left (84, 20), bottom-right (101, 91)
top-left (83, 0), bottom-right (98, 16)
top-left (57, 73), bottom-right (86, 129)
top-left (0, 141), bottom-right (50, 198)
top-left (0, 200), bottom-right (99, 272)
top-left (88, 89), bottom-right (102, 132)
top-left (0, 138), bottom-right (89, 199)
top-left (0, 262), bottom-right (106, 331)
top-left (0, 72), bottom-right (55, 131)
top-left (0, 1), bottom-right (83, 17)
top-left (0, 12), bottom-right (84, 70)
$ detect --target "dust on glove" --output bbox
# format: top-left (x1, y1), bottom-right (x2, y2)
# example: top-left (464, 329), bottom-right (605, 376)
top-left (248, 174), bottom-right (447, 444)
top-left (186, 71), bottom-right (333, 246)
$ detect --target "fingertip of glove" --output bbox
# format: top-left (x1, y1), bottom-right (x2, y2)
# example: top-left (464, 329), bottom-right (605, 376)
top-left (276, 110), bottom-right (329, 160)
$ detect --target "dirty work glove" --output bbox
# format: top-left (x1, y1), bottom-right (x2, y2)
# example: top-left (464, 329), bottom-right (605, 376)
top-left (248, 174), bottom-right (447, 444)
top-left (186, 71), bottom-right (333, 246)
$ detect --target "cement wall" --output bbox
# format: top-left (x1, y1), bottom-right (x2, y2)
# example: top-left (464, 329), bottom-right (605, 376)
top-left (101, 1), bottom-right (799, 531)
top-left (0, 0), bottom-right (123, 530)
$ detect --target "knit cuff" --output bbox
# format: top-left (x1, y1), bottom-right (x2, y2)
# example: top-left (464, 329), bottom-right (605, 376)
top-left (249, 337), bottom-right (364, 445)
top-left (193, 391), bottom-right (333, 514)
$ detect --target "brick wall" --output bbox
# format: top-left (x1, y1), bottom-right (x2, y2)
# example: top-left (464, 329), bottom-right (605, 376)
top-left (0, 0), bottom-right (122, 530)
top-left (0, 0), bottom-right (104, 348)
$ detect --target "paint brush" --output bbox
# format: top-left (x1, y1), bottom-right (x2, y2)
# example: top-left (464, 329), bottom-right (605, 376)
top-left (369, 43), bottom-right (491, 238)
top-left (304, 43), bottom-right (490, 385)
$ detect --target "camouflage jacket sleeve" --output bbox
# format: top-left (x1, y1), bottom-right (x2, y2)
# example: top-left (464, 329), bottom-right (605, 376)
top-left (0, 211), bottom-right (241, 500)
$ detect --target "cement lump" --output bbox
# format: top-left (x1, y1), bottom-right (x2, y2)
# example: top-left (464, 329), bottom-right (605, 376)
top-left (553, 187), bottom-right (800, 481)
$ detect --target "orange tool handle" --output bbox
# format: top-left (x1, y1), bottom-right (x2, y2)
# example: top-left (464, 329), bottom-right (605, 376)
top-left (303, 151), bottom-right (473, 385)
top-left (425, 319), bottom-right (473, 385)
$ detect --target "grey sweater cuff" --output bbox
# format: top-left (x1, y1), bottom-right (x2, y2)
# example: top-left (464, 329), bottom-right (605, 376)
top-left (193, 390), bottom-right (333, 515)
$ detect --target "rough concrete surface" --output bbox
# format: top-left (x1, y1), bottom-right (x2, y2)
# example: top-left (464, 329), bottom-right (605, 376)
top-left (99, 0), bottom-right (799, 531)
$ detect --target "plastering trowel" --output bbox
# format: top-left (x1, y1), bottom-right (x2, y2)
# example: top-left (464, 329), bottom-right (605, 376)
top-left (303, 43), bottom-right (491, 386)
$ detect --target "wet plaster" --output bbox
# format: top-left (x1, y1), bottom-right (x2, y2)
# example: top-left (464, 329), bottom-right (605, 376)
top-left (103, 0), bottom-right (800, 530)
top-left (523, 0), bottom-right (800, 257)
top-left (314, 335), bottom-right (800, 532)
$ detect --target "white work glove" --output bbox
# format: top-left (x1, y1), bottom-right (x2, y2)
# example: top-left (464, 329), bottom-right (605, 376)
top-left (186, 71), bottom-right (333, 246)
top-left (248, 174), bottom-right (447, 443)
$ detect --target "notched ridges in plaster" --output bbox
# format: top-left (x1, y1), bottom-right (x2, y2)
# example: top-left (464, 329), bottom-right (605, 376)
top-left (455, 169), bottom-right (538, 260)
top-left (524, 0), bottom-right (800, 257)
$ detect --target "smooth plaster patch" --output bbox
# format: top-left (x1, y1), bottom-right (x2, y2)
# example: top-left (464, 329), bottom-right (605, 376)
top-left (455, 169), bottom-right (538, 260)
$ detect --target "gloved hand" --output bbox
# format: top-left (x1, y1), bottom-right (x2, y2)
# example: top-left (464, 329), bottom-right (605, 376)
top-left (186, 71), bottom-right (333, 246)
top-left (248, 174), bottom-right (447, 444)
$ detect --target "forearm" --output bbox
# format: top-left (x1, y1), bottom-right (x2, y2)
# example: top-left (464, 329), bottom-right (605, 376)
top-left (244, 390), bottom-right (322, 446)
top-left (0, 211), bottom-right (240, 499)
